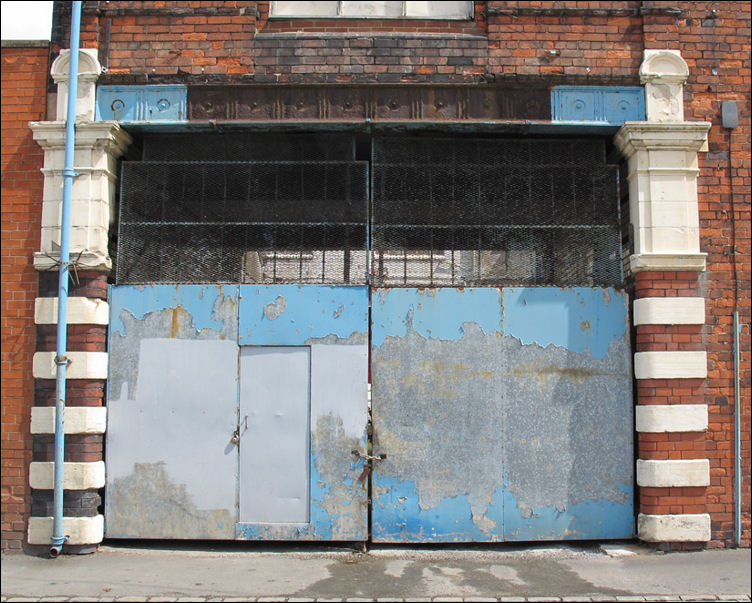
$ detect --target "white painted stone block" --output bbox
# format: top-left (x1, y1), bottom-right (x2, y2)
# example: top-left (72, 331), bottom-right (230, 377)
top-left (634, 351), bottom-right (707, 379)
top-left (27, 515), bottom-right (104, 545)
top-left (638, 513), bottom-right (711, 542)
top-left (635, 404), bottom-right (708, 433)
top-left (50, 49), bottom-right (101, 122)
top-left (633, 297), bottom-right (705, 326)
top-left (636, 459), bottom-right (709, 487)
top-left (33, 351), bottom-right (108, 380)
top-left (35, 297), bottom-right (109, 325)
top-left (29, 461), bottom-right (105, 490)
top-left (31, 406), bottom-right (107, 435)
top-left (629, 253), bottom-right (707, 273)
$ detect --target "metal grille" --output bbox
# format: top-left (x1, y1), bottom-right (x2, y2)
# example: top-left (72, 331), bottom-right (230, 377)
top-left (370, 137), bottom-right (622, 286)
top-left (117, 158), bottom-right (368, 285)
top-left (116, 134), bottom-right (623, 287)
top-left (141, 132), bottom-right (356, 162)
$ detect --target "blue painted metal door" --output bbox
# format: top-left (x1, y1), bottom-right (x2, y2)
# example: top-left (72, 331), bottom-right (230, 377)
top-left (106, 284), bottom-right (369, 541)
top-left (236, 285), bottom-right (370, 540)
top-left (370, 287), bottom-right (634, 542)
top-left (106, 285), bottom-right (241, 539)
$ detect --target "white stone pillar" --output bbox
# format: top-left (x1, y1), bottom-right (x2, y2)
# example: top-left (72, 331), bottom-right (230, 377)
top-left (614, 50), bottom-right (712, 545)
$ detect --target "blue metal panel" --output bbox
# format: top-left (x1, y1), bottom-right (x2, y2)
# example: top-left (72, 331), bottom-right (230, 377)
top-left (552, 86), bottom-right (645, 124)
top-left (371, 287), bottom-right (502, 347)
top-left (96, 85), bottom-right (187, 121)
top-left (105, 285), bottom-right (240, 539)
top-left (502, 287), bottom-right (628, 359)
top-left (371, 286), bottom-right (633, 542)
top-left (238, 285), bottom-right (368, 346)
top-left (107, 284), bottom-right (368, 541)
top-left (236, 284), bottom-right (369, 541)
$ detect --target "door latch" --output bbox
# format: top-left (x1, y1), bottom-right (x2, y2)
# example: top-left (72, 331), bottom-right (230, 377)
top-left (352, 449), bottom-right (386, 462)
top-left (231, 428), bottom-right (240, 446)
top-left (352, 449), bottom-right (386, 484)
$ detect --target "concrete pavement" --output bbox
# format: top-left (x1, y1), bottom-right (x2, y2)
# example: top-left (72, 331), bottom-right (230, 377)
top-left (1, 542), bottom-right (750, 602)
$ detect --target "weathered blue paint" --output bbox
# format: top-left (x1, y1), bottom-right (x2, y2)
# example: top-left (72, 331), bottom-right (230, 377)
top-left (372, 475), bottom-right (505, 542)
top-left (503, 482), bottom-right (634, 541)
top-left (373, 474), bottom-right (633, 542)
top-left (109, 284), bottom-right (238, 336)
top-left (502, 288), bottom-right (627, 359)
top-left (235, 452), bottom-right (367, 541)
top-left (96, 85), bottom-right (187, 121)
top-left (239, 285), bottom-right (368, 345)
top-left (552, 86), bottom-right (645, 124)
top-left (371, 286), bottom-right (633, 542)
top-left (109, 283), bottom-right (368, 542)
top-left (371, 288), bottom-right (502, 347)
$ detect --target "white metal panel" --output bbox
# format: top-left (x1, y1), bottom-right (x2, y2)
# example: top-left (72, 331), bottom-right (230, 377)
top-left (239, 346), bottom-right (311, 523)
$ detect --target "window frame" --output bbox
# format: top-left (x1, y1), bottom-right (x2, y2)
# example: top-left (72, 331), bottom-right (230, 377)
top-left (269, 1), bottom-right (474, 20)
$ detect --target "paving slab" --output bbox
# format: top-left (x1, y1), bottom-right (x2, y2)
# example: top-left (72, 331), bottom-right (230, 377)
top-left (1, 544), bottom-right (749, 602)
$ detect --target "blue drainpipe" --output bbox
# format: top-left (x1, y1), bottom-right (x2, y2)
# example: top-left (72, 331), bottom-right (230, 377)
top-left (50, 0), bottom-right (82, 559)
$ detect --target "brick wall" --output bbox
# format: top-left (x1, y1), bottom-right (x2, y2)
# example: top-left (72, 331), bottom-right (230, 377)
top-left (679, 1), bottom-right (751, 548)
top-left (1, 42), bottom-right (49, 551)
top-left (39, 0), bottom-right (751, 548)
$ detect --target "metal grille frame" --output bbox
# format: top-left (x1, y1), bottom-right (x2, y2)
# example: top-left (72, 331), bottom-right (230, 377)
top-left (115, 133), bottom-right (624, 288)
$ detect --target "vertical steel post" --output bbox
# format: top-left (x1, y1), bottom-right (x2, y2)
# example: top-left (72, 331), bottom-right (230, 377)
top-left (50, 0), bottom-right (82, 559)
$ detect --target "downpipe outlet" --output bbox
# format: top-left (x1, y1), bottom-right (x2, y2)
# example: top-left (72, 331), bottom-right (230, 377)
top-left (49, 535), bottom-right (68, 559)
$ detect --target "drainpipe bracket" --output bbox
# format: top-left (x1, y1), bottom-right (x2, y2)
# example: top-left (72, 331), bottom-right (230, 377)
top-left (54, 355), bottom-right (71, 367)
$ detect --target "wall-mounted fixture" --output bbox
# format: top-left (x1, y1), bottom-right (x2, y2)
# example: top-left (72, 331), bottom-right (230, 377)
top-left (722, 101), bottom-right (739, 130)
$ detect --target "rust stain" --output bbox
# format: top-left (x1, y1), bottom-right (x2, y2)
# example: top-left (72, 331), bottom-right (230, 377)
top-left (510, 361), bottom-right (602, 384)
top-left (580, 320), bottom-right (591, 332)
top-left (170, 306), bottom-right (181, 338)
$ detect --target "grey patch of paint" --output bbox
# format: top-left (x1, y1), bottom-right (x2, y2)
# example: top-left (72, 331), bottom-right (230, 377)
top-left (312, 414), bottom-right (368, 540)
top-left (108, 289), bottom-right (237, 401)
top-left (264, 296), bottom-right (287, 320)
top-left (372, 322), bottom-right (504, 518)
top-left (333, 304), bottom-right (344, 319)
top-left (105, 462), bottom-right (234, 539)
top-left (502, 335), bottom-right (633, 509)
top-left (372, 314), bottom-right (633, 532)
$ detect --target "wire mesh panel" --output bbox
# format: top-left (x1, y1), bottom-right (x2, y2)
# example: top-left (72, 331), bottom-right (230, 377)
top-left (117, 158), bottom-right (368, 285)
top-left (142, 133), bottom-right (356, 162)
top-left (370, 137), bottom-right (623, 287)
top-left (117, 133), bottom-right (622, 287)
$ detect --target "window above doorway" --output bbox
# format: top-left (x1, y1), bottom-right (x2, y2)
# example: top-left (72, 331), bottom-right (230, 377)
top-left (270, 1), bottom-right (473, 19)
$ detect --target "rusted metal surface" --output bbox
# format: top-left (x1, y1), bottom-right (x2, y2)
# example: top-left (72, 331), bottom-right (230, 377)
top-left (188, 85), bottom-right (550, 122)
top-left (106, 284), bottom-right (369, 541)
top-left (370, 287), bottom-right (633, 542)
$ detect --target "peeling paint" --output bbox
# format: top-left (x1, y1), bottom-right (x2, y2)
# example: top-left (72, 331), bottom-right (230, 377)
top-left (108, 285), bottom-right (238, 401)
top-left (105, 462), bottom-right (234, 539)
top-left (371, 288), bottom-right (502, 347)
top-left (239, 285), bottom-right (368, 345)
top-left (109, 285), bottom-right (238, 336)
top-left (502, 288), bottom-right (627, 359)
top-left (372, 286), bottom-right (633, 542)
top-left (263, 296), bottom-right (287, 320)
top-left (109, 284), bottom-right (369, 542)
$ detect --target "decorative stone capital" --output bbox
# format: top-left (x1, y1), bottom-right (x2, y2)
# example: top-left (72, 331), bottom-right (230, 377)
top-left (614, 121), bottom-right (711, 157)
top-left (29, 121), bottom-right (132, 273)
top-left (614, 122), bottom-right (710, 268)
top-left (50, 49), bottom-right (101, 121)
top-left (639, 50), bottom-right (690, 122)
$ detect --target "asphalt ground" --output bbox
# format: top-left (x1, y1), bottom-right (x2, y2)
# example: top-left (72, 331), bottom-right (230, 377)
top-left (1, 541), bottom-right (750, 602)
